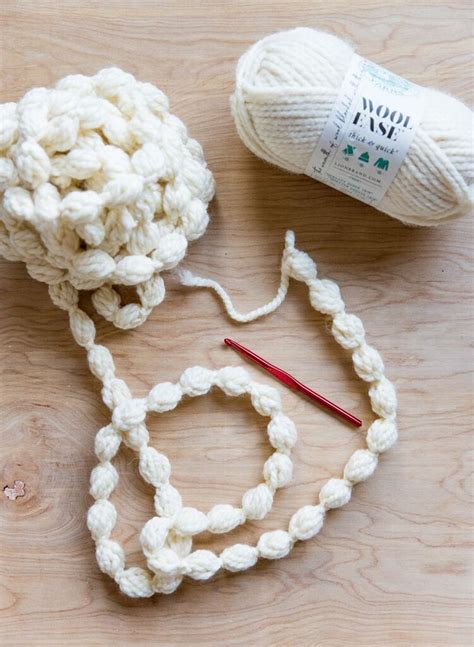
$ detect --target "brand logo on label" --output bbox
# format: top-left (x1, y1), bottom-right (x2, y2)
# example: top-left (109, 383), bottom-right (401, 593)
top-left (364, 61), bottom-right (412, 95)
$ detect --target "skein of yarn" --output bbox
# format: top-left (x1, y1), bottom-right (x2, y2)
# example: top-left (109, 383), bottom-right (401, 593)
top-left (231, 28), bottom-right (473, 226)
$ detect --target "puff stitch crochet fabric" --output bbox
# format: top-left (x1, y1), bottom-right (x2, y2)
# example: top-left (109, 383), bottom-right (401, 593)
top-left (0, 67), bottom-right (214, 329)
top-left (1, 69), bottom-right (398, 598)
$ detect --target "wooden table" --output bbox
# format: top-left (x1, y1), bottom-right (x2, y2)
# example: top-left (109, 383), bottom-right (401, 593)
top-left (1, 2), bottom-right (472, 645)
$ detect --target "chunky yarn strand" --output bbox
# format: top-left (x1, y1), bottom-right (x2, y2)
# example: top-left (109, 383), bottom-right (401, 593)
top-left (83, 231), bottom-right (396, 597)
top-left (231, 28), bottom-right (473, 226)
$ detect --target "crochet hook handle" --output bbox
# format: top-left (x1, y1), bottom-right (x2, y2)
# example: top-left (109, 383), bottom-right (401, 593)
top-left (224, 338), bottom-right (362, 428)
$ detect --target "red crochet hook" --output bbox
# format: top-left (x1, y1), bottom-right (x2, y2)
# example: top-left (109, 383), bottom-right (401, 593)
top-left (224, 338), bottom-right (362, 428)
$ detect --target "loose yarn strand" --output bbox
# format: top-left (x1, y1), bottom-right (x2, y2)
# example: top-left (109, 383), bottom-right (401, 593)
top-left (178, 233), bottom-right (293, 322)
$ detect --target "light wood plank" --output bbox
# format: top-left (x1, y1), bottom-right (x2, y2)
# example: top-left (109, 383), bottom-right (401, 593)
top-left (0, 1), bottom-right (472, 645)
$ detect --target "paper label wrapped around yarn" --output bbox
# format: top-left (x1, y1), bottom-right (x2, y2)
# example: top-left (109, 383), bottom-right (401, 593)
top-left (305, 54), bottom-right (425, 206)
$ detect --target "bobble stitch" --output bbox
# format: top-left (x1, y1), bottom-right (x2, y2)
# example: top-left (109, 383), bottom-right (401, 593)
top-left (289, 505), bottom-right (325, 541)
top-left (263, 452), bottom-right (293, 489)
top-left (267, 413), bottom-right (297, 453)
top-left (137, 275), bottom-right (165, 309)
top-left (112, 398), bottom-right (147, 431)
top-left (114, 255), bottom-right (155, 285)
top-left (332, 312), bottom-right (365, 350)
top-left (250, 383), bottom-right (282, 416)
top-left (369, 376), bottom-right (398, 418)
top-left (343, 449), bottom-right (378, 483)
top-left (182, 550), bottom-right (222, 580)
top-left (69, 309), bottom-right (96, 347)
top-left (147, 382), bottom-right (182, 412)
top-left (117, 567), bottom-right (154, 598)
top-left (139, 446), bottom-right (171, 486)
top-left (257, 530), bottom-right (293, 560)
top-left (242, 483), bottom-right (274, 520)
top-left (96, 539), bottom-right (125, 578)
top-left (91, 286), bottom-right (121, 322)
top-left (174, 507), bottom-right (209, 536)
top-left (286, 248), bottom-right (317, 282)
top-left (152, 573), bottom-right (183, 595)
top-left (87, 345), bottom-right (115, 381)
top-left (62, 191), bottom-right (103, 225)
top-left (152, 231), bottom-right (187, 270)
top-left (113, 303), bottom-right (150, 330)
top-left (319, 478), bottom-right (352, 509)
top-left (101, 378), bottom-right (131, 409)
top-left (15, 139), bottom-right (50, 188)
top-left (154, 484), bottom-right (182, 517)
top-left (34, 182), bottom-right (61, 221)
top-left (214, 366), bottom-right (251, 396)
top-left (352, 343), bottom-right (385, 382)
top-left (309, 279), bottom-right (344, 315)
top-left (367, 418), bottom-right (398, 454)
top-left (87, 499), bottom-right (117, 540)
top-left (89, 462), bottom-right (118, 500)
top-left (147, 548), bottom-right (182, 577)
top-left (4, 186), bottom-right (35, 220)
top-left (94, 425), bottom-right (121, 462)
top-left (140, 517), bottom-right (171, 557)
top-left (207, 504), bottom-right (245, 534)
top-left (220, 544), bottom-right (258, 572)
top-left (179, 366), bottom-right (214, 396)
top-left (124, 423), bottom-right (149, 451)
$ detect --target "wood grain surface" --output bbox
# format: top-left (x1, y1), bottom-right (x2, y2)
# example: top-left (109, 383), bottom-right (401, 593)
top-left (0, 1), bottom-right (473, 645)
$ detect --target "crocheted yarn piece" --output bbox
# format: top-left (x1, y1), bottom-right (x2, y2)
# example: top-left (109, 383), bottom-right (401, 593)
top-left (0, 68), bottom-right (214, 329)
top-left (0, 70), bottom-right (397, 598)
top-left (79, 232), bottom-right (396, 598)
top-left (87, 366), bottom-right (297, 596)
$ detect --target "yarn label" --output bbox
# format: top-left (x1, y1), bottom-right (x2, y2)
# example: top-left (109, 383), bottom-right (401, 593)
top-left (305, 54), bottom-right (425, 206)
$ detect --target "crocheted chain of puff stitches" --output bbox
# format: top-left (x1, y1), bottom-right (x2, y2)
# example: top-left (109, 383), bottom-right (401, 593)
top-left (78, 232), bottom-right (398, 598)
top-left (0, 68), bottom-right (214, 329)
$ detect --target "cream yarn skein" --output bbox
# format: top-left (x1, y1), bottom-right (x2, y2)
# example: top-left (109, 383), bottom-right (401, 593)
top-left (231, 27), bottom-right (473, 226)
top-left (0, 68), bottom-right (214, 329)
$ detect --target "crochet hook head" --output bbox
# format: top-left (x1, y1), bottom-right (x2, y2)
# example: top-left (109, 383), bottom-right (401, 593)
top-left (224, 338), bottom-right (362, 428)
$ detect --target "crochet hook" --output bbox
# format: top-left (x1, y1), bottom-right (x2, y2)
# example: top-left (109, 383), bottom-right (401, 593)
top-left (224, 338), bottom-right (362, 428)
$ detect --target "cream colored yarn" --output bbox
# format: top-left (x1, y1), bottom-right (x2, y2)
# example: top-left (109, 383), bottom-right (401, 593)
top-left (0, 67), bottom-right (214, 329)
top-left (1, 69), bottom-right (397, 598)
top-left (231, 27), bottom-right (473, 226)
top-left (83, 231), bottom-right (396, 598)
